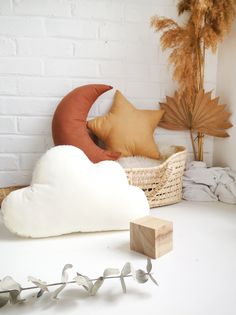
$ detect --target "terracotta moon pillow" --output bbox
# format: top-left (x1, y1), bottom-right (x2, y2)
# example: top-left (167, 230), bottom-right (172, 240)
top-left (52, 84), bottom-right (120, 163)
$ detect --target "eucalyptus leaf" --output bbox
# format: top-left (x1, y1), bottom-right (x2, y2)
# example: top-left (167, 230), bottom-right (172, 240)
top-left (120, 277), bottom-right (126, 294)
top-left (146, 258), bottom-right (152, 273)
top-left (0, 278), bottom-right (9, 307)
top-left (0, 292), bottom-right (9, 308)
top-left (37, 289), bottom-right (44, 298)
top-left (74, 275), bottom-right (93, 292)
top-left (149, 274), bottom-right (159, 286)
top-left (135, 270), bottom-right (149, 284)
top-left (9, 290), bottom-right (24, 304)
top-left (121, 262), bottom-right (131, 276)
top-left (130, 265), bottom-right (137, 280)
top-left (90, 277), bottom-right (104, 296)
top-left (28, 276), bottom-right (48, 297)
top-left (74, 275), bottom-right (88, 287)
top-left (51, 283), bottom-right (66, 300)
top-left (76, 273), bottom-right (93, 292)
top-left (0, 276), bottom-right (23, 305)
top-left (121, 262), bottom-right (136, 280)
top-left (120, 262), bottom-right (139, 291)
top-left (51, 264), bottom-right (73, 300)
top-left (61, 264), bottom-right (73, 282)
top-left (103, 268), bottom-right (120, 278)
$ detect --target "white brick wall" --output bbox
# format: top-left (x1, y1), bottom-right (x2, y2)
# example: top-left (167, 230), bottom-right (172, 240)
top-left (0, 0), bottom-right (217, 186)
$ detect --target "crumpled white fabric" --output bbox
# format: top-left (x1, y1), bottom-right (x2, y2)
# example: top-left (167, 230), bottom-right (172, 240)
top-left (183, 161), bottom-right (236, 204)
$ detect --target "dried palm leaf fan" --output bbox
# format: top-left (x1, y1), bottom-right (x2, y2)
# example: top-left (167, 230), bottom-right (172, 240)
top-left (159, 90), bottom-right (232, 160)
top-left (151, 0), bottom-right (236, 161)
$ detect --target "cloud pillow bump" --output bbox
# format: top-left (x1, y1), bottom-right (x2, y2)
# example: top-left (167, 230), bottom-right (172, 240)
top-left (1, 146), bottom-right (149, 238)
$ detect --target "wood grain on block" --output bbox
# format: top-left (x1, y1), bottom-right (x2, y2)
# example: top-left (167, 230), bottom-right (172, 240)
top-left (130, 216), bottom-right (173, 259)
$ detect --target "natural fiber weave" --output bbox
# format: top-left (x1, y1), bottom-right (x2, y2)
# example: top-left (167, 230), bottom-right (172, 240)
top-left (125, 146), bottom-right (187, 208)
top-left (0, 186), bottom-right (24, 207)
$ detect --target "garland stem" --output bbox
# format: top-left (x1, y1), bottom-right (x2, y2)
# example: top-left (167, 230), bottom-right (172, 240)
top-left (0, 273), bottom-right (151, 294)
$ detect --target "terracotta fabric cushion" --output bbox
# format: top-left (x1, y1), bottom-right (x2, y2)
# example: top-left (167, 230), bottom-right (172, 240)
top-left (87, 90), bottom-right (165, 159)
top-left (52, 84), bottom-right (120, 163)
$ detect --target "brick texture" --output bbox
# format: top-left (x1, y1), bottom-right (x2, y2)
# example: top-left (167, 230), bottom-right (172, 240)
top-left (0, 0), bottom-right (217, 186)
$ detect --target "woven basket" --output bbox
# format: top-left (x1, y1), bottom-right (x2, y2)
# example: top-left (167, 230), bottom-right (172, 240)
top-left (125, 146), bottom-right (187, 208)
top-left (0, 186), bottom-right (24, 207)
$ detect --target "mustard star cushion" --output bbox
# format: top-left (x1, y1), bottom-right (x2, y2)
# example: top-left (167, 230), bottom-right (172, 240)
top-left (87, 90), bottom-right (165, 159)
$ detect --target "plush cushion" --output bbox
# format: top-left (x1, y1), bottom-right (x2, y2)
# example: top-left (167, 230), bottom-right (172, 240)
top-left (1, 146), bottom-right (149, 238)
top-left (87, 90), bottom-right (165, 159)
top-left (52, 84), bottom-right (120, 163)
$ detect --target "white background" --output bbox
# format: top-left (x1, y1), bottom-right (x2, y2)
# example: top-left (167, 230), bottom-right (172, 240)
top-left (0, 0), bottom-right (218, 186)
top-left (1, 201), bottom-right (236, 315)
top-left (214, 21), bottom-right (236, 171)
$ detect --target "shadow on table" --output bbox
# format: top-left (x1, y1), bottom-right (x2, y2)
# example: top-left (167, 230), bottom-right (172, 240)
top-left (0, 220), bottom-right (19, 241)
top-left (112, 240), bottom-right (146, 259)
top-left (0, 212), bottom-right (129, 243)
top-left (1, 285), bottom-right (152, 314)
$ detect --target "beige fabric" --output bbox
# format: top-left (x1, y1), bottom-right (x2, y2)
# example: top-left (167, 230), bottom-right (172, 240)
top-left (87, 90), bottom-right (164, 159)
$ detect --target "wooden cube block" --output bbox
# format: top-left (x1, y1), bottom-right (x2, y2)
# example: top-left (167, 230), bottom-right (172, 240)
top-left (130, 216), bottom-right (173, 259)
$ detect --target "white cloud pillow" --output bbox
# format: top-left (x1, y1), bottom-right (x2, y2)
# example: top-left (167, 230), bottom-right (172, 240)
top-left (1, 146), bottom-right (149, 238)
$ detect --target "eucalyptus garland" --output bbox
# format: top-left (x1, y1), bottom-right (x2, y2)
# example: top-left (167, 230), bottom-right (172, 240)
top-left (0, 258), bottom-right (158, 308)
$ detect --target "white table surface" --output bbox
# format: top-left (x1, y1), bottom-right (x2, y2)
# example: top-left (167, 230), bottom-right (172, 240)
top-left (0, 200), bottom-right (236, 315)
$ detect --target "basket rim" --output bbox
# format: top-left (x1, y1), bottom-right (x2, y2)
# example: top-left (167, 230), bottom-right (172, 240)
top-left (0, 185), bottom-right (24, 190)
top-left (124, 145), bottom-right (187, 172)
